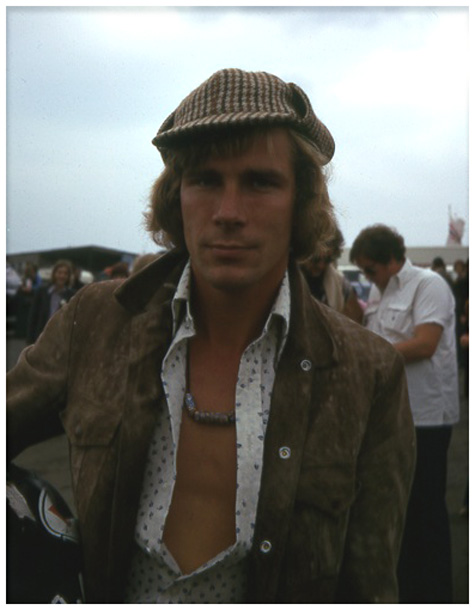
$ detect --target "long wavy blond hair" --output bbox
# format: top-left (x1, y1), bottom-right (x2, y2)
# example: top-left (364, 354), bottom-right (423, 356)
top-left (145, 126), bottom-right (338, 261)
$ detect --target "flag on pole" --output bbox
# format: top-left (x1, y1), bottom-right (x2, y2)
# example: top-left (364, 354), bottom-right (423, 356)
top-left (446, 206), bottom-right (465, 246)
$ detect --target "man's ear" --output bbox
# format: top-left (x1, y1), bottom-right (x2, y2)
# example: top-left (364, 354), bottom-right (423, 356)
top-left (388, 257), bottom-right (405, 275)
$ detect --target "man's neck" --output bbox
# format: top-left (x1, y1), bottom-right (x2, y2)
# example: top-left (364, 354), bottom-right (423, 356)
top-left (189, 275), bottom-right (284, 354)
top-left (379, 258), bottom-right (405, 294)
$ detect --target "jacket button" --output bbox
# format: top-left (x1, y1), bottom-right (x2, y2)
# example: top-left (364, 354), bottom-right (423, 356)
top-left (259, 540), bottom-right (272, 554)
top-left (279, 446), bottom-right (291, 460)
top-left (300, 359), bottom-right (312, 371)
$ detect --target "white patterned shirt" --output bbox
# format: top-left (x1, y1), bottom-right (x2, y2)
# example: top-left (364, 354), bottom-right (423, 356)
top-left (125, 262), bottom-right (290, 603)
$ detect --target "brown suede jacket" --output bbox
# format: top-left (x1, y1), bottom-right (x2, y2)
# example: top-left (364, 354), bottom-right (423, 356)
top-left (7, 249), bottom-right (415, 603)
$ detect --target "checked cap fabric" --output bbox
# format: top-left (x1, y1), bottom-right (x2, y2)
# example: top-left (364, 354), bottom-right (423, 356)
top-left (152, 68), bottom-right (335, 165)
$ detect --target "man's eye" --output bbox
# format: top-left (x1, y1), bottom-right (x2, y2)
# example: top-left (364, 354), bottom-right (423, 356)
top-left (187, 172), bottom-right (219, 187)
top-left (252, 178), bottom-right (271, 188)
top-left (248, 173), bottom-right (280, 189)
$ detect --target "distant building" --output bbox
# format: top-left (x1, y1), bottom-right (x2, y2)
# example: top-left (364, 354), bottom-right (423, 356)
top-left (7, 245), bottom-right (138, 280)
top-left (339, 245), bottom-right (469, 268)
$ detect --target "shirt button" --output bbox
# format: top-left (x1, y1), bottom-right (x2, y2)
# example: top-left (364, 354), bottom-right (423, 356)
top-left (279, 446), bottom-right (291, 460)
top-left (259, 540), bottom-right (272, 554)
top-left (300, 359), bottom-right (312, 371)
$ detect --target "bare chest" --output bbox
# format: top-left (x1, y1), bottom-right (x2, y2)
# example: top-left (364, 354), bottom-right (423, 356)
top-left (177, 341), bottom-right (241, 491)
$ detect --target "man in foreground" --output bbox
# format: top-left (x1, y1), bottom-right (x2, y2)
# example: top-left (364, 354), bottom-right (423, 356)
top-left (8, 69), bottom-right (415, 603)
top-left (350, 224), bottom-right (459, 603)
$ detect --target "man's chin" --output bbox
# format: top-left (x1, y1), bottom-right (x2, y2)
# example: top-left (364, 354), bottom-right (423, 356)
top-left (197, 264), bottom-right (259, 293)
top-left (207, 274), bottom-right (254, 293)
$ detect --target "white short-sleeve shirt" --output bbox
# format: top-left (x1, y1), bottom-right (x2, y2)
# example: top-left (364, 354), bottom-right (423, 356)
top-left (364, 259), bottom-right (459, 426)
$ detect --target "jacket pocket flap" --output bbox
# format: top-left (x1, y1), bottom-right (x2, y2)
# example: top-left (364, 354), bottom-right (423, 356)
top-left (296, 463), bottom-right (356, 516)
top-left (60, 404), bottom-right (122, 447)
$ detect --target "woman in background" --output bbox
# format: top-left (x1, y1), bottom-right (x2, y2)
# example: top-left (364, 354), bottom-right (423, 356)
top-left (27, 259), bottom-right (75, 344)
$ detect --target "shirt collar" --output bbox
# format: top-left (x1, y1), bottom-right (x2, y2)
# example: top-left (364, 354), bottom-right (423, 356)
top-left (263, 271), bottom-right (290, 361)
top-left (171, 260), bottom-right (194, 335)
top-left (391, 258), bottom-right (413, 289)
top-left (171, 260), bottom-right (291, 355)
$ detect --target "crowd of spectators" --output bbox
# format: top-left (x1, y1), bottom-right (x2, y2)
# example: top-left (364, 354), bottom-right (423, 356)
top-left (6, 254), bottom-right (163, 341)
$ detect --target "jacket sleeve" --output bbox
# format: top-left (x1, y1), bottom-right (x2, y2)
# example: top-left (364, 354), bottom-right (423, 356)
top-left (336, 350), bottom-right (415, 602)
top-left (7, 289), bottom-right (81, 460)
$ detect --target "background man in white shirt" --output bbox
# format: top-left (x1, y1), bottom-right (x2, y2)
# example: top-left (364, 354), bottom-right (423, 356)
top-left (350, 223), bottom-right (459, 603)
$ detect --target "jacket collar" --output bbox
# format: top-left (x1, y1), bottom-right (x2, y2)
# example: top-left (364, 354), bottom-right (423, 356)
top-left (114, 248), bottom-right (188, 314)
top-left (114, 248), bottom-right (338, 368)
top-left (287, 257), bottom-right (339, 369)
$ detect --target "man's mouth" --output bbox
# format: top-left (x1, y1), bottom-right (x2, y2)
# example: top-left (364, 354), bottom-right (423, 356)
top-left (206, 243), bottom-right (256, 257)
top-left (210, 243), bottom-right (248, 249)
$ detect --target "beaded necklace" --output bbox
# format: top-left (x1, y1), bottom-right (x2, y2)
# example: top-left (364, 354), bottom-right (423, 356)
top-left (183, 392), bottom-right (236, 425)
top-left (183, 347), bottom-right (236, 426)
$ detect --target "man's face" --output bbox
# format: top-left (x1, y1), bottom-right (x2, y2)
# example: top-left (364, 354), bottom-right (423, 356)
top-left (53, 265), bottom-right (70, 289)
top-left (354, 255), bottom-right (397, 292)
top-left (180, 128), bottom-right (295, 294)
top-left (301, 256), bottom-right (329, 279)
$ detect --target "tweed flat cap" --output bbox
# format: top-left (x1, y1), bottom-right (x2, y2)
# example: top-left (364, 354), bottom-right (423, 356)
top-left (152, 68), bottom-right (335, 165)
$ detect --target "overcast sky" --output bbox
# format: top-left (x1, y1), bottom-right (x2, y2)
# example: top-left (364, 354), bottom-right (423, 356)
top-left (6, 5), bottom-right (470, 257)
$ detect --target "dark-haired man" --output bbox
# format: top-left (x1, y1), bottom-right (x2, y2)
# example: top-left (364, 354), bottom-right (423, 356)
top-left (351, 223), bottom-right (459, 603)
top-left (8, 69), bottom-right (415, 603)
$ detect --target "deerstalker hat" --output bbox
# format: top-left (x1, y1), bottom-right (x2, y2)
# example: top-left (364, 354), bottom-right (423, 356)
top-left (152, 68), bottom-right (335, 165)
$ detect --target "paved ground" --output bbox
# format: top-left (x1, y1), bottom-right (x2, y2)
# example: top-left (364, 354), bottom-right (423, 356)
top-left (7, 337), bottom-right (469, 602)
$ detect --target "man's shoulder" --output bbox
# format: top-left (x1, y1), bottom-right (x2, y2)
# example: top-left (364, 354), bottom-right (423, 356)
top-left (310, 298), bottom-right (399, 361)
top-left (69, 251), bottom-right (188, 318)
top-left (405, 262), bottom-right (443, 286)
top-left (67, 279), bottom-right (128, 319)
top-left (405, 265), bottom-right (453, 301)
top-left (76, 278), bottom-right (125, 300)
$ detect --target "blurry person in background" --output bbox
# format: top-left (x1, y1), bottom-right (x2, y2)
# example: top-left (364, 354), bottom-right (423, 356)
top-left (453, 259), bottom-right (467, 282)
top-left (453, 259), bottom-right (469, 365)
top-left (6, 262), bottom-right (22, 298)
top-left (6, 262), bottom-right (22, 337)
top-left (300, 228), bottom-right (363, 323)
top-left (21, 262), bottom-right (42, 292)
top-left (13, 262), bottom-right (42, 339)
top-left (351, 224), bottom-right (459, 604)
top-left (26, 259), bottom-right (75, 344)
top-left (71, 263), bottom-right (85, 292)
top-left (431, 256), bottom-right (455, 291)
top-left (459, 303), bottom-right (469, 517)
top-left (108, 261), bottom-right (130, 280)
top-left (132, 253), bottom-right (163, 275)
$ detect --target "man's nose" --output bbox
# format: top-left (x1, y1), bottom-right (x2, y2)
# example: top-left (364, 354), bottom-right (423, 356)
top-left (213, 185), bottom-right (246, 225)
